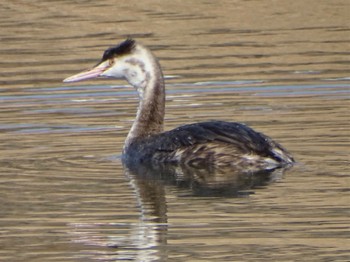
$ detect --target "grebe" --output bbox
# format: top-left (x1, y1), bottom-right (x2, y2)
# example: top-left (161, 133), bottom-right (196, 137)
top-left (63, 39), bottom-right (294, 171)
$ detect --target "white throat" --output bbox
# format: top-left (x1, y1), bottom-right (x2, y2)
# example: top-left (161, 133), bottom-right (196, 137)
top-left (120, 45), bottom-right (165, 149)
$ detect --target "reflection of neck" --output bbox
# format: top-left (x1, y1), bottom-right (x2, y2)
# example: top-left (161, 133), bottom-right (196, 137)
top-left (124, 165), bottom-right (168, 261)
top-left (125, 58), bottom-right (165, 148)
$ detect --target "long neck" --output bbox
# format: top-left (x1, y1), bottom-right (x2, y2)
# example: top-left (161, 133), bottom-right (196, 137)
top-left (125, 57), bottom-right (165, 147)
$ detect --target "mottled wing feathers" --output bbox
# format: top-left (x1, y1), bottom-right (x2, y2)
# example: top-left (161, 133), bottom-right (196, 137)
top-left (157, 121), bottom-right (269, 153)
top-left (125, 121), bottom-right (293, 168)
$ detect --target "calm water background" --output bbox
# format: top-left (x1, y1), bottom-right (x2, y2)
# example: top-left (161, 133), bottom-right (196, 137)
top-left (1, 0), bottom-right (349, 261)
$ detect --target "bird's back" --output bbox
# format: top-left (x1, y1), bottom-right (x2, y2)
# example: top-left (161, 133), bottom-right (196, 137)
top-left (123, 121), bottom-right (294, 172)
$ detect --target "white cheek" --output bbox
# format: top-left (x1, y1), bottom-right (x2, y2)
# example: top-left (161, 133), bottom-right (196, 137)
top-left (99, 60), bottom-right (147, 90)
top-left (101, 66), bottom-right (125, 78)
top-left (127, 69), bottom-right (135, 78)
top-left (125, 68), bottom-right (145, 88)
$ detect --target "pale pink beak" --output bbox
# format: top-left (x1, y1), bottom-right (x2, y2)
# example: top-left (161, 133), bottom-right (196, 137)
top-left (63, 64), bottom-right (109, 83)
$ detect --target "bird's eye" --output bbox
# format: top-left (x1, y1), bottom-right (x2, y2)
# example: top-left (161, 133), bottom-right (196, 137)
top-left (108, 60), bottom-right (114, 66)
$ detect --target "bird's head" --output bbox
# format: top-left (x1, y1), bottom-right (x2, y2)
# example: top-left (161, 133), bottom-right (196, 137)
top-left (63, 39), bottom-right (155, 90)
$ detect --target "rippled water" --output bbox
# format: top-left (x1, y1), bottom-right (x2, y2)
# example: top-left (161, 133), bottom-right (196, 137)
top-left (1, 1), bottom-right (349, 261)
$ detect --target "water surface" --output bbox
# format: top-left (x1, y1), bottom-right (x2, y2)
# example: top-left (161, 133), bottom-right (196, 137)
top-left (0, 1), bottom-right (349, 261)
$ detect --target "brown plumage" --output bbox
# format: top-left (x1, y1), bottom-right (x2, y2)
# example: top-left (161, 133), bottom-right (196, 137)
top-left (63, 39), bottom-right (294, 172)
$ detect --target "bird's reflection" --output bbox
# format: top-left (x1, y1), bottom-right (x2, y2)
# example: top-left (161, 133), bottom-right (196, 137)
top-left (70, 162), bottom-right (291, 261)
top-left (124, 161), bottom-right (290, 197)
top-left (119, 162), bottom-right (291, 260)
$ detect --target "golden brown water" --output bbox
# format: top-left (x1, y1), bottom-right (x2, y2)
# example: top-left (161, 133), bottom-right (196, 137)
top-left (1, 1), bottom-right (349, 261)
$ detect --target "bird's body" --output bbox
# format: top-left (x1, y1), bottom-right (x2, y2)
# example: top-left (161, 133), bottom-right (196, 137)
top-left (124, 120), bottom-right (293, 172)
top-left (64, 39), bottom-right (294, 171)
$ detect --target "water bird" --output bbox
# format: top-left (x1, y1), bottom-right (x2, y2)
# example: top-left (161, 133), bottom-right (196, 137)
top-left (63, 39), bottom-right (294, 172)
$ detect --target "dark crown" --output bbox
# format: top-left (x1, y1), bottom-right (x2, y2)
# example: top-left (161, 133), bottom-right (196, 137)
top-left (102, 38), bottom-right (136, 61)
